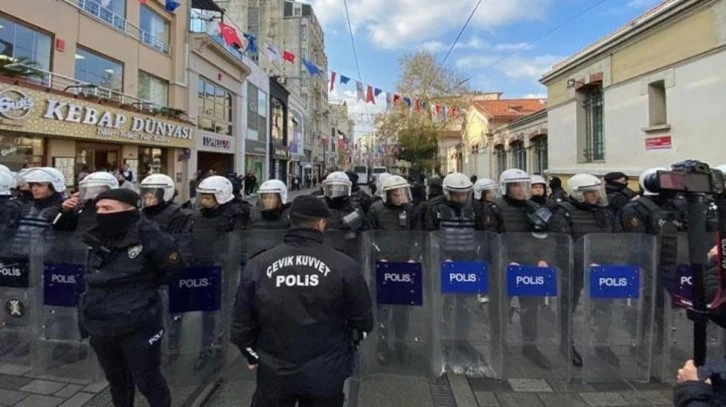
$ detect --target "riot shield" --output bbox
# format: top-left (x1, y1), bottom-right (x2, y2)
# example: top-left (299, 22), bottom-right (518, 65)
top-left (579, 233), bottom-right (657, 383)
top-left (358, 230), bottom-right (431, 380)
top-left (659, 232), bottom-right (726, 382)
top-left (161, 232), bottom-right (238, 392)
top-left (34, 231), bottom-right (100, 382)
top-left (324, 230), bottom-right (362, 263)
top-left (500, 232), bottom-right (572, 379)
top-left (430, 230), bottom-right (502, 377)
top-left (0, 229), bottom-right (37, 366)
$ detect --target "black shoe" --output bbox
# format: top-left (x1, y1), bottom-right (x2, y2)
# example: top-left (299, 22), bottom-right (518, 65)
top-left (595, 346), bottom-right (620, 367)
top-left (523, 345), bottom-right (552, 370)
top-left (572, 347), bottom-right (583, 367)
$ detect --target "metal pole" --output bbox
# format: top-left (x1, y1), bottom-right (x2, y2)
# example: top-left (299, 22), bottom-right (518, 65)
top-left (686, 194), bottom-right (709, 365)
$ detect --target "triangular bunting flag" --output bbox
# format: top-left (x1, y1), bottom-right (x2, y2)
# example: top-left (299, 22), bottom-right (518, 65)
top-left (366, 85), bottom-right (376, 104)
top-left (282, 51), bottom-right (295, 63)
top-left (374, 88), bottom-right (383, 97)
top-left (242, 33), bottom-right (258, 54)
top-left (264, 44), bottom-right (281, 62)
top-left (386, 93), bottom-right (392, 110)
top-left (302, 58), bottom-right (322, 76)
top-left (164, 0), bottom-right (180, 12)
top-left (219, 22), bottom-right (243, 49)
top-left (356, 81), bottom-right (365, 102)
top-left (403, 97), bottom-right (411, 107)
top-left (340, 75), bottom-right (350, 85)
top-left (330, 72), bottom-right (336, 92)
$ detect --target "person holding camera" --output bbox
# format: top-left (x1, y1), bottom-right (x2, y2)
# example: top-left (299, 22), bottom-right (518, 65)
top-left (550, 174), bottom-right (615, 368)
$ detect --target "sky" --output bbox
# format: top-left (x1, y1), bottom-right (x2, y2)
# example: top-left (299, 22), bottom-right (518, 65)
top-left (301, 0), bottom-right (663, 138)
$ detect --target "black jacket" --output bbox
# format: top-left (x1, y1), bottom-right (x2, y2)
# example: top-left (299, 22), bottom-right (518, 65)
top-left (605, 182), bottom-right (637, 214)
top-left (53, 199), bottom-right (97, 232)
top-left (78, 215), bottom-right (184, 337)
top-left (673, 354), bottom-right (726, 406)
top-left (231, 228), bottom-right (373, 396)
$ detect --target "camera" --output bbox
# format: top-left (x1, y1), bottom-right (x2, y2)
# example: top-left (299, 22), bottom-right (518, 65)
top-left (529, 206), bottom-right (553, 239)
top-left (642, 159), bottom-right (725, 195)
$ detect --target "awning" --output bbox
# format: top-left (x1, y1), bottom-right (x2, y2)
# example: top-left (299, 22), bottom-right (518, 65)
top-left (192, 0), bottom-right (224, 13)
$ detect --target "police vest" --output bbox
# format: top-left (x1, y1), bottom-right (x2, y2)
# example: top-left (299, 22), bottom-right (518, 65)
top-left (556, 201), bottom-right (612, 241)
top-left (492, 198), bottom-right (530, 233)
top-left (249, 207), bottom-right (290, 230)
top-left (369, 201), bottom-right (412, 231)
top-left (147, 203), bottom-right (185, 233)
top-left (632, 197), bottom-right (682, 235)
top-left (432, 202), bottom-right (476, 253)
top-left (191, 206), bottom-right (239, 234)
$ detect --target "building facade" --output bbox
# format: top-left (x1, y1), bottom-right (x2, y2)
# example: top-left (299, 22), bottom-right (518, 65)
top-left (328, 100), bottom-right (354, 171)
top-left (243, 57), bottom-right (270, 181)
top-left (489, 110), bottom-right (548, 177)
top-left (1, 0), bottom-right (193, 192)
top-left (541, 0), bottom-right (726, 179)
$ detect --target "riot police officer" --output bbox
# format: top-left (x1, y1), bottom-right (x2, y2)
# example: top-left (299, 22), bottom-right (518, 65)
top-left (370, 173), bottom-right (391, 204)
top-left (13, 167), bottom-right (65, 233)
top-left (249, 180), bottom-right (290, 229)
top-left (174, 176), bottom-right (245, 369)
top-left (322, 171), bottom-right (366, 233)
top-left (54, 172), bottom-right (119, 232)
top-left (80, 188), bottom-right (184, 407)
top-left (232, 195), bottom-right (373, 406)
top-left (0, 170), bottom-right (21, 230)
top-left (550, 173), bottom-right (615, 367)
top-left (367, 175), bottom-right (416, 364)
top-left (473, 178), bottom-right (499, 231)
top-left (604, 171), bottom-right (637, 214)
top-left (139, 174), bottom-right (191, 234)
top-left (486, 169), bottom-right (553, 369)
top-left (530, 175), bottom-right (557, 210)
top-left (346, 171), bottom-right (373, 213)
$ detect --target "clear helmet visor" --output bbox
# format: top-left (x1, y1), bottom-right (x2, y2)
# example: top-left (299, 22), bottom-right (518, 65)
top-left (196, 193), bottom-right (219, 209)
top-left (140, 187), bottom-right (164, 208)
top-left (573, 184), bottom-right (608, 206)
top-left (383, 186), bottom-right (412, 205)
top-left (78, 185), bottom-right (111, 202)
top-left (505, 181), bottom-right (532, 200)
top-left (259, 193), bottom-right (281, 211)
top-left (324, 184), bottom-right (350, 199)
top-left (444, 189), bottom-right (473, 204)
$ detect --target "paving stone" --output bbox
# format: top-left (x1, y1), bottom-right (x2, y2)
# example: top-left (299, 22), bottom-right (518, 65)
top-left (81, 380), bottom-right (108, 394)
top-left (588, 381), bottom-right (634, 392)
top-left (468, 377), bottom-right (512, 392)
top-left (447, 374), bottom-right (478, 407)
top-left (626, 379), bottom-right (674, 391)
top-left (507, 378), bottom-right (553, 392)
top-left (538, 392), bottom-right (589, 407)
top-left (495, 392), bottom-right (545, 407)
top-left (473, 391), bottom-right (500, 407)
top-left (546, 378), bottom-right (595, 393)
top-left (19, 379), bottom-right (66, 395)
top-left (0, 389), bottom-right (30, 406)
top-left (55, 384), bottom-right (84, 398)
top-left (579, 392), bottom-right (629, 406)
top-left (59, 392), bottom-right (95, 407)
top-left (0, 374), bottom-right (32, 390)
top-left (620, 390), bottom-right (672, 406)
top-left (0, 364), bottom-right (31, 376)
top-left (14, 394), bottom-right (65, 407)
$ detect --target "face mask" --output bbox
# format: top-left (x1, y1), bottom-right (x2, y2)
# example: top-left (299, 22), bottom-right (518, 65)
top-left (96, 210), bottom-right (139, 237)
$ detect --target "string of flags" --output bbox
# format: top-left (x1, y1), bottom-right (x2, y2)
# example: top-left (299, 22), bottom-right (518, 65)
top-left (137, 0), bottom-right (180, 12)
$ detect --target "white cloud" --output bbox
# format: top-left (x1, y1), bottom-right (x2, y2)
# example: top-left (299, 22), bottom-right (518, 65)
top-left (328, 86), bottom-right (386, 137)
top-left (626, 0), bottom-right (660, 8)
top-left (455, 55), bottom-right (500, 69)
top-left (521, 92), bottom-right (547, 99)
top-left (304, 0), bottom-right (551, 49)
top-left (492, 54), bottom-right (565, 80)
top-left (421, 36), bottom-right (533, 53)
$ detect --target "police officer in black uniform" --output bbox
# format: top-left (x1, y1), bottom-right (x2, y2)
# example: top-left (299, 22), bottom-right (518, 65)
top-left (139, 174), bottom-right (191, 234)
top-left (550, 173), bottom-right (615, 367)
top-left (0, 170), bottom-right (21, 231)
top-left (530, 175), bottom-right (558, 210)
top-left (485, 169), bottom-right (554, 369)
top-left (322, 171), bottom-right (366, 233)
top-left (346, 171), bottom-right (373, 214)
top-left (54, 172), bottom-right (119, 232)
top-left (232, 195), bottom-right (373, 406)
top-left (79, 189), bottom-right (184, 407)
top-left (604, 171), bottom-right (637, 214)
top-left (249, 180), bottom-right (291, 229)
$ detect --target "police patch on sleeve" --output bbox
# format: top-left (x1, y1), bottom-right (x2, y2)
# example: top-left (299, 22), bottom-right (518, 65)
top-left (168, 252), bottom-right (180, 265)
top-left (625, 215), bottom-right (639, 230)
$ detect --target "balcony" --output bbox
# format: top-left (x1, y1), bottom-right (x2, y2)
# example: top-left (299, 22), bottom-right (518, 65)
top-left (70, 0), bottom-right (171, 55)
top-left (189, 17), bottom-right (254, 73)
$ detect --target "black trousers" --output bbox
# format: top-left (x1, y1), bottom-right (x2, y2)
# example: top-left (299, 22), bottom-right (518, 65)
top-left (251, 375), bottom-right (345, 407)
top-left (89, 322), bottom-right (171, 407)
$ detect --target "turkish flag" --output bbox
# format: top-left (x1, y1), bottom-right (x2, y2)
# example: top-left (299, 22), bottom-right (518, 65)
top-left (282, 51), bottom-right (295, 63)
top-left (219, 22), bottom-right (243, 49)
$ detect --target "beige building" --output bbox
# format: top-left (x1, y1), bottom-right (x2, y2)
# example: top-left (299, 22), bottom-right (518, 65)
top-left (541, 0), bottom-right (726, 181)
top-left (328, 99), bottom-right (354, 169)
top-left (0, 0), bottom-right (193, 192)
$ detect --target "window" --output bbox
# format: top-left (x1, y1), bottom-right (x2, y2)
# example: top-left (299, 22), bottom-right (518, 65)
top-left (138, 70), bottom-right (168, 106)
top-left (247, 82), bottom-right (259, 140)
top-left (300, 25), bottom-right (307, 41)
top-left (533, 136), bottom-right (548, 175)
top-left (511, 141), bottom-right (526, 171)
top-left (0, 14), bottom-right (52, 74)
top-left (293, 6), bottom-right (301, 16)
top-left (75, 47), bottom-right (124, 93)
top-left (495, 145), bottom-right (506, 174)
top-left (197, 76), bottom-right (232, 136)
top-left (78, 0), bottom-right (127, 32)
top-left (580, 85), bottom-right (604, 161)
top-left (257, 89), bottom-right (267, 141)
top-left (140, 6), bottom-right (170, 54)
top-left (648, 80), bottom-right (667, 126)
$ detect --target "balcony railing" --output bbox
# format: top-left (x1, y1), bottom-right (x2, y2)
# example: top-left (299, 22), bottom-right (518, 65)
top-left (190, 17), bottom-right (252, 67)
top-left (3, 67), bottom-right (168, 114)
top-left (70, 0), bottom-right (171, 55)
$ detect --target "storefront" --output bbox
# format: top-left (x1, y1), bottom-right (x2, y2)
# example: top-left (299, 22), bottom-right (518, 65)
top-left (269, 77), bottom-right (289, 183)
top-left (0, 82), bottom-right (194, 188)
top-left (197, 131), bottom-right (236, 176)
top-left (244, 139), bottom-right (267, 179)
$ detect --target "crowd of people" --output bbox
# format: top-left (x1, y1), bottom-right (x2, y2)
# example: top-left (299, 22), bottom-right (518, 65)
top-left (3, 162), bottom-right (726, 406)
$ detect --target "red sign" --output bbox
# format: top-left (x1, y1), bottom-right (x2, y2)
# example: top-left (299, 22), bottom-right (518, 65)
top-left (645, 135), bottom-right (672, 150)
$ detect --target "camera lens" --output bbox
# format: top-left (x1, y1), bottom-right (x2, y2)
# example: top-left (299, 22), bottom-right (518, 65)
top-left (642, 171), bottom-right (662, 194)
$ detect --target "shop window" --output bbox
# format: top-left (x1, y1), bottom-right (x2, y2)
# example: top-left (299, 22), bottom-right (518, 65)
top-left (140, 5), bottom-right (170, 54)
top-left (0, 135), bottom-right (44, 170)
top-left (138, 147), bottom-right (167, 179)
top-left (138, 70), bottom-right (168, 107)
top-left (197, 76), bottom-right (232, 136)
top-left (0, 14), bottom-right (53, 75)
top-left (74, 47), bottom-right (124, 95)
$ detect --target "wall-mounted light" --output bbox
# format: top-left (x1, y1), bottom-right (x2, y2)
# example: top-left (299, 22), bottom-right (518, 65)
top-left (566, 79), bottom-right (586, 89)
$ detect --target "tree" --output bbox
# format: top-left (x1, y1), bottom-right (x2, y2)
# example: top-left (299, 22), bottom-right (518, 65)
top-left (0, 56), bottom-right (43, 79)
top-left (374, 50), bottom-right (470, 174)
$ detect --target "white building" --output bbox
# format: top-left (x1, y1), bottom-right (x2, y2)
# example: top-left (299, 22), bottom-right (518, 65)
top-left (541, 0), bottom-right (726, 181)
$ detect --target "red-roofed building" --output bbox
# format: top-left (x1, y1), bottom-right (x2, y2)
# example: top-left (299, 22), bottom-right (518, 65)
top-left (461, 94), bottom-right (547, 178)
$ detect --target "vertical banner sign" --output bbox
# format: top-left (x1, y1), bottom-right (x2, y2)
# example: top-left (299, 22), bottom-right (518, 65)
top-left (169, 266), bottom-right (222, 313)
top-left (440, 261), bottom-right (488, 295)
top-left (507, 265), bottom-right (557, 297)
top-left (376, 262), bottom-right (423, 306)
top-left (0, 258), bottom-right (30, 288)
top-left (672, 264), bottom-right (694, 308)
top-left (43, 263), bottom-right (84, 307)
top-left (589, 265), bottom-right (640, 299)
